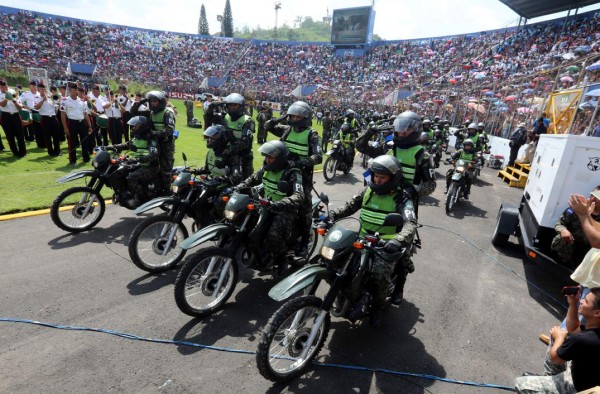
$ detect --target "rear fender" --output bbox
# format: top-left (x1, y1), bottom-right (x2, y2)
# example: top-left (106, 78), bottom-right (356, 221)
top-left (179, 223), bottom-right (236, 250)
top-left (133, 196), bottom-right (177, 215)
top-left (268, 264), bottom-right (329, 302)
top-left (57, 170), bottom-right (97, 183)
top-left (496, 203), bottom-right (519, 235)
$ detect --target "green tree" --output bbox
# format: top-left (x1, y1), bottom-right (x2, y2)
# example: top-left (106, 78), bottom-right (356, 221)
top-left (222, 0), bottom-right (234, 37)
top-left (198, 4), bottom-right (209, 35)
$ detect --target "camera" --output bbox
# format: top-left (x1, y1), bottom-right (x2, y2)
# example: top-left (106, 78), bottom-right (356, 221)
top-left (561, 286), bottom-right (579, 296)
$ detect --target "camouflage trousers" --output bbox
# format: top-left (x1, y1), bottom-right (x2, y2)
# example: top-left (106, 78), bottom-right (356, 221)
top-left (257, 124), bottom-right (267, 144)
top-left (159, 139), bottom-right (175, 186)
top-left (550, 236), bottom-right (590, 268)
top-left (263, 210), bottom-right (296, 265)
top-left (241, 153), bottom-right (254, 180)
top-left (127, 166), bottom-right (160, 196)
top-left (370, 253), bottom-right (414, 307)
top-left (514, 338), bottom-right (576, 394)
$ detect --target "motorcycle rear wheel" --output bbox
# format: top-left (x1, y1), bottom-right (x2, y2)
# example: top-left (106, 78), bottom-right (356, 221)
top-left (323, 156), bottom-right (337, 182)
top-left (128, 214), bottom-right (189, 273)
top-left (256, 295), bottom-right (330, 382)
top-left (50, 186), bottom-right (105, 232)
top-left (174, 247), bottom-right (238, 317)
top-left (445, 182), bottom-right (459, 213)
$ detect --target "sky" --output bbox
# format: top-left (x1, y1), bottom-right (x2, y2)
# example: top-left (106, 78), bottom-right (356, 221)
top-left (4, 0), bottom-right (600, 40)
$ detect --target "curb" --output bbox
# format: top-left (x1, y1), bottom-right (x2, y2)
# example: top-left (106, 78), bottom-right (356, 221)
top-left (0, 201), bottom-right (113, 222)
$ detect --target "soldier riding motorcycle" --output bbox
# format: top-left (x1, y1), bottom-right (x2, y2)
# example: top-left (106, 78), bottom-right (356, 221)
top-left (50, 116), bottom-right (172, 233)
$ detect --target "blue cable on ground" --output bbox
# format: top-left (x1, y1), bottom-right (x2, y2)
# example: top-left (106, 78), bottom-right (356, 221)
top-left (421, 223), bottom-right (568, 311)
top-left (0, 317), bottom-right (515, 391)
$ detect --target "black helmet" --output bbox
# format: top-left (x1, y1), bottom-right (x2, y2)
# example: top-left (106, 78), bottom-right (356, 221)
top-left (224, 93), bottom-right (246, 120)
top-left (146, 90), bottom-right (166, 112)
top-left (345, 109), bottom-right (355, 118)
top-left (341, 122), bottom-right (351, 133)
top-left (434, 116), bottom-right (440, 122)
top-left (286, 101), bottom-right (313, 129)
top-left (203, 125), bottom-right (228, 152)
top-left (368, 155), bottom-right (404, 195)
top-left (127, 116), bottom-right (151, 139)
top-left (393, 110), bottom-right (422, 148)
top-left (463, 139), bottom-right (475, 152)
top-left (420, 132), bottom-right (429, 143)
top-left (259, 140), bottom-right (289, 172)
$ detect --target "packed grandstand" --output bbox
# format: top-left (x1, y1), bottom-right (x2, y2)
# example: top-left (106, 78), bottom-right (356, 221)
top-left (2, 5), bottom-right (600, 136)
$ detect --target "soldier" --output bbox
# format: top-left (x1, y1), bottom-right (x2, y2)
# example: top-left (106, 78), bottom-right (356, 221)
top-left (131, 91), bottom-right (176, 187)
top-left (102, 116), bottom-right (160, 208)
top-left (184, 96), bottom-right (194, 125)
top-left (329, 155), bottom-right (418, 325)
top-left (321, 110), bottom-right (333, 151)
top-left (235, 141), bottom-right (305, 275)
top-left (551, 187), bottom-right (600, 268)
top-left (356, 110), bottom-right (436, 202)
top-left (264, 100), bottom-right (322, 257)
top-left (0, 81), bottom-right (27, 157)
top-left (256, 106), bottom-right (269, 144)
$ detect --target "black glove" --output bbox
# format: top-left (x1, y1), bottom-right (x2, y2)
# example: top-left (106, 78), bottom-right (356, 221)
top-left (129, 144), bottom-right (137, 152)
top-left (383, 239), bottom-right (403, 254)
top-left (214, 159), bottom-right (225, 169)
top-left (270, 201), bottom-right (285, 211)
top-left (138, 98), bottom-right (148, 105)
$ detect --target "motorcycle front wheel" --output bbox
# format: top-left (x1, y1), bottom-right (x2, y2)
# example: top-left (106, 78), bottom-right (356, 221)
top-left (445, 181), bottom-right (460, 213)
top-left (128, 213), bottom-right (189, 273)
top-left (50, 186), bottom-right (105, 232)
top-left (323, 156), bottom-right (337, 182)
top-left (174, 247), bottom-right (238, 317)
top-left (256, 295), bottom-right (330, 382)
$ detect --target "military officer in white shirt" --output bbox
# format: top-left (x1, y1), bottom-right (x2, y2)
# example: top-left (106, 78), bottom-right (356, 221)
top-left (62, 84), bottom-right (93, 165)
top-left (34, 83), bottom-right (62, 156)
top-left (19, 80), bottom-right (44, 147)
top-left (106, 90), bottom-right (124, 144)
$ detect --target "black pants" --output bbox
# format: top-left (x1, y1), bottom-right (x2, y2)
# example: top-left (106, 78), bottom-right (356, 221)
top-left (40, 115), bottom-right (62, 156)
top-left (66, 119), bottom-right (91, 164)
top-left (108, 117), bottom-right (124, 145)
top-left (508, 144), bottom-right (521, 167)
top-left (0, 112), bottom-right (27, 157)
top-left (122, 112), bottom-right (132, 141)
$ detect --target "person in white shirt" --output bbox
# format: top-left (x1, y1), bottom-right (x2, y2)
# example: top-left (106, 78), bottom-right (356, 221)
top-left (105, 90), bottom-right (124, 144)
top-left (118, 85), bottom-right (133, 140)
top-left (34, 83), bottom-right (62, 156)
top-left (203, 93), bottom-right (213, 130)
top-left (62, 84), bottom-right (93, 165)
top-left (88, 85), bottom-right (110, 147)
top-left (19, 81), bottom-right (43, 146)
top-left (0, 80), bottom-right (27, 157)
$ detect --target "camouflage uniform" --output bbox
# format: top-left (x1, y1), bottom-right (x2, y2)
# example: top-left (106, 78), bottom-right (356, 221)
top-left (331, 187), bottom-right (417, 306)
top-left (109, 137), bottom-right (159, 197)
top-left (321, 114), bottom-right (333, 151)
top-left (184, 99), bottom-right (194, 124)
top-left (356, 129), bottom-right (436, 199)
top-left (551, 209), bottom-right (600, 268)
top-left (514, 338), bottom-right (576, 394)
top-left (256, 110), bottom-right (269, 144)
top-left (236, 166), bottom-right (304, 267)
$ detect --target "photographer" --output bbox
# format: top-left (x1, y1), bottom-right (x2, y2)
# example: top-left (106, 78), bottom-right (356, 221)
top-left (508, 122), bottom-right (528, 167)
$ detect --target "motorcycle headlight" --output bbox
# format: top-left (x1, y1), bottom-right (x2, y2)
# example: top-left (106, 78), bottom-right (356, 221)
top-left (332, 141), bottom-right (340, 149)
top-left (320, 246), bottom-right (335, 260)
top-left (171, 185), bottom-right (179, 193)
top-left (224, 210), bottom-right (237, 220)
top-left (456, 166), bottom-right (465, 172)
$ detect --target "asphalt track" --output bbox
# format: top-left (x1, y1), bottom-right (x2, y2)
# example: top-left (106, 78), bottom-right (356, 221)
top-left (0, 155), bottom-right (575, 393)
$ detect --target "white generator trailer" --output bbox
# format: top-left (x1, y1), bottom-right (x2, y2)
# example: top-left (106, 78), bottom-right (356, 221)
top-left (492, 134), bottom-right (600, 273)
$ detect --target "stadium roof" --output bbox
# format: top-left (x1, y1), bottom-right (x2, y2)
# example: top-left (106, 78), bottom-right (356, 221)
top-left (498, 0), bottom-right (600, 19)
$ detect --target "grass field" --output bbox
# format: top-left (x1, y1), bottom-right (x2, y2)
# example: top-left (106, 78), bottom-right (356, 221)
top-left (0, 99), bottom-right (325, 215)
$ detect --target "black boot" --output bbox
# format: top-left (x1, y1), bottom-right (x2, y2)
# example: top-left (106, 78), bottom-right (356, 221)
top-left (391, 274), bottom-right (407, 306)
top-left (370, 305), bottom-right (385, 326)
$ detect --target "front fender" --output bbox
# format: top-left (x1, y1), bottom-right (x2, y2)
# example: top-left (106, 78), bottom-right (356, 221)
top-left (133, 196), bottom-right (178, 215)
top-left (179, 223), bottom-right (236, 250)
top-left (268, 264), bottom-right (329, 302)
top-left (451, 171), bottom-right (464, 181)
top-left (57, 170), bottom-right (97, 183)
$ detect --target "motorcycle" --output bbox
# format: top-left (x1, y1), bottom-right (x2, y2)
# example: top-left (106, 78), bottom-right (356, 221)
top-left (430, 141), bottom-right (445, 168)
top-left (445, 158), bottom-right (474, 213)
top-left (255, 214), bottom-right (409, 382)
top-left (50, 147), bottom-right (174, 233)
top-left (128, 154), bottom-right (233, 273)
top-left (173, 185), bottom-right (329, 318)
top-left (323, 139), bottom-right (352, 181)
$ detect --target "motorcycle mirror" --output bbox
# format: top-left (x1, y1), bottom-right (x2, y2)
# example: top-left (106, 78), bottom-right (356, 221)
top-left (382, 213), bottom-right (404, 227)
top-left (182, 152), bottom-right (187, 162)
top-left (277, 181), bottom-right (291, 194)
top-left (319, 192), bottom-right (329, 205)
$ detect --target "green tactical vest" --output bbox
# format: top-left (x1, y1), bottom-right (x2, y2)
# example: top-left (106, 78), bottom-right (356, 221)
top-left (468, 132), bottom-right (480, 146)
top-left (263, 169), bottom-right (287, 202)
top-left (225, 114), bottom-right (251, 140)
top-left (284, 128), bottom-right (311, 158)
top-left (151, 108), bottom-right (173, 131)
top-left (426, 129), bottom-right (434, 140)
top-left (460, 150), bottom-right (475, 162)
top-left (130, 138), bottom-right (153, 165)
top-left (206, 149), bottom-right (229, 177)
top-left (360, 188), bottom-right (399, 240)
top-left (387, 145), bottom-right (423, 184)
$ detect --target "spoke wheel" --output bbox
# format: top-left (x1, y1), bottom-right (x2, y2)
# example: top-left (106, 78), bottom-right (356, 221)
top-left (128, 214), bottom-right (189, 273)
top-left (323, 156), bottom-right (337, 182)
top-left (445, 182), bottom-right (459, 213)
top-left (50, 187), bottom-right (105, 232)
top-left (256, 295), bottom-right (329, 382)
top-left (174, 247), bottom-right (238, 317)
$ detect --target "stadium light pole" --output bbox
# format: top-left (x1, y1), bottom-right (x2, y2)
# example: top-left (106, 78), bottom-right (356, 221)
top-left (274, 2), bottom-right (282, 41)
